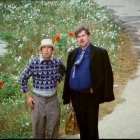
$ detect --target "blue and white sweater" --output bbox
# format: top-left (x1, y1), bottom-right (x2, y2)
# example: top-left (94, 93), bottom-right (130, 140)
top-left (19, 55), bottom-right (65, 97)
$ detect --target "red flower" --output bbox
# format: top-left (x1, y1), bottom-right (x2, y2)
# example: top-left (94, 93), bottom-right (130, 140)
top-left (0, 81), bottom-right (4, 88)
top-left (68, 32), bottom-right (74, 37)
top-left (55, 36), bottom-right (61, 41)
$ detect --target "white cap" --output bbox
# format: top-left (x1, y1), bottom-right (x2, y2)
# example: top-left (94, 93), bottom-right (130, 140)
top-left (39, 39), bottom-right (55, 49)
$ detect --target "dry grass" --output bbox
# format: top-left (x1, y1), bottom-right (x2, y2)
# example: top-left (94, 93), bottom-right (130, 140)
top-left (99, 32), bottom-right (138, 120)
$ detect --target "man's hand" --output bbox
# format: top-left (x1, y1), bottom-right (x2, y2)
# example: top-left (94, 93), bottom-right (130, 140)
top-left (24, 92), bottom-right (36, 109)
top-left (56, 81), bottom-right (60, 88)
top-left (67, 100), bottom-right (73, 109)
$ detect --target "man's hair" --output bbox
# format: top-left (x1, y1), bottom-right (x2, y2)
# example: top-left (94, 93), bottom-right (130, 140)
top-left (74, 25), bottom-right (90, 38)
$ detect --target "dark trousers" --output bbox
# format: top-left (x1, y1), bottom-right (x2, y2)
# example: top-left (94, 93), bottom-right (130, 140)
top-left (71, 91), bottom-right (99, 139)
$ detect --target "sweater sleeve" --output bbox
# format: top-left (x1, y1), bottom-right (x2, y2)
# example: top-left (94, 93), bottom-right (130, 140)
top-left (19, 60), bottom-right (33, 93)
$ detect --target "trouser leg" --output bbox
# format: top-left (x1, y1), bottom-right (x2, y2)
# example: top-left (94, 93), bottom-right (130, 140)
top-left (46, 96), bottom-right (60, 139)
top-left (71, 93), bottom-right (99, 139)
top-left (31, 95), bottom-right (46, 139)
top-left (86, 102), bottom-right (99, 139)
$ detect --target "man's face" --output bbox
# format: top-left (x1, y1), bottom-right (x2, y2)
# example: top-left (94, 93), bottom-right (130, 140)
top-left (40, 46), bottom-right (54, 60)
top-left (77, 30), bottom-right (90, 48)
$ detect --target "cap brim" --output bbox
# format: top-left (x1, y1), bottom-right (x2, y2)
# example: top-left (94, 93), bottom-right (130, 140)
top-left (39, 44), bottom-right (55, 48)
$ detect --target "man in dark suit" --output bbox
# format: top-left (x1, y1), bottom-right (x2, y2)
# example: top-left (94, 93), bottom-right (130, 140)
top-left (62, 25), bottom-right (115, 139)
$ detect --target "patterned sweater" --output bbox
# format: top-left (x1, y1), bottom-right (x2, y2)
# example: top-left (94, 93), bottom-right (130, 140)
top-left (19, 55), bottom-right (65, 96)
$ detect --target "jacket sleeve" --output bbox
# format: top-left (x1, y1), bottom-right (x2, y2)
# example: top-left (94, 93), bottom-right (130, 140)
top-left (103, 50), bottom-right (115, 102)
top-left (62, 52), bottom-right (72, 105)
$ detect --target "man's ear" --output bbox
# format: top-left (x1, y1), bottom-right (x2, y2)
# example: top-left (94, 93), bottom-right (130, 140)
top-left (52, 48), bottom-right (55, 53)
top-left (39, 47), bottom-right (42, 52)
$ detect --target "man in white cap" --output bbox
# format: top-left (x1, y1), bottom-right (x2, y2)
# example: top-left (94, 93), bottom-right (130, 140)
top-left (19, 39), bottom-right (65, 139)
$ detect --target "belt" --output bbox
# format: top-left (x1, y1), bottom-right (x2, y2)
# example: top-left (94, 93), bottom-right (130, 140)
top-left (71, 87), bottom-right (94, 94)
top-left (34, 93), bottom-right (56, 99)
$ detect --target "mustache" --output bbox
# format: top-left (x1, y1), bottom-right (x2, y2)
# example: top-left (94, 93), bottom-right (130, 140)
top-left (80, 40), bottom-right (84, 43)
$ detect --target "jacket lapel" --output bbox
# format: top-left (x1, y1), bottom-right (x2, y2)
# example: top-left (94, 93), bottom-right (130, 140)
top-left (69, 44), bottom-right (96, 68)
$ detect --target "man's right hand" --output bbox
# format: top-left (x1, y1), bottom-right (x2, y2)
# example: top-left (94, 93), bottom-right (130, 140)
top-left (67, 100), bottom-right (73, 109)
top-left (24, 92), bottom-right (36, 109)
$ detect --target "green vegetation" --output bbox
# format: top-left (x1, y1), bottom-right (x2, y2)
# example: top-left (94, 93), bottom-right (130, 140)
top-left (0, 0), bottom-right (121, 138)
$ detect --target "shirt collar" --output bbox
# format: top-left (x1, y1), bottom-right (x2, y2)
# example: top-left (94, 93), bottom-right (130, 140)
top-left (79, 43), bottom-right (91, 53)
top-left (39, 54), bottom-right (53, 63)
top-left (86, 43), bottom-right (92, 53)
top-left (39, 54), bottom-right (45, 63)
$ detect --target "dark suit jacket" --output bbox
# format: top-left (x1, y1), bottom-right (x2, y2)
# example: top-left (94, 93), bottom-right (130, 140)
top-left (62, 44), bottom-right (115, 104)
